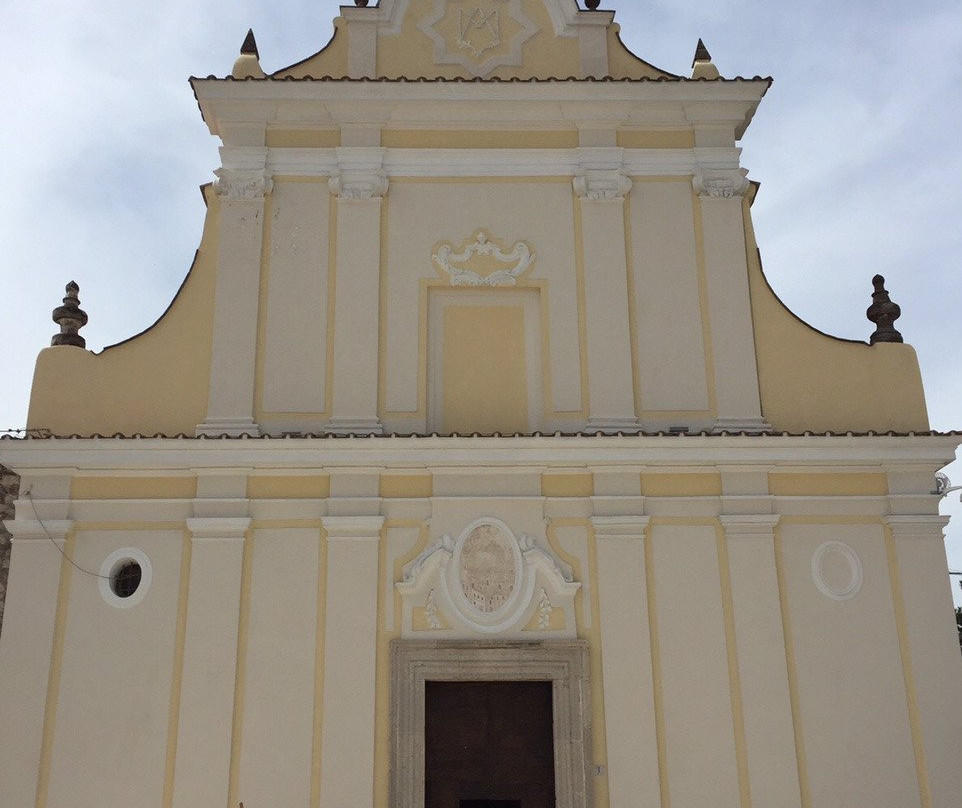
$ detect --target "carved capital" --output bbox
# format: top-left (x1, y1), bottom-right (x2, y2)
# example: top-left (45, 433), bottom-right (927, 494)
top-left (590, 516), bottom-right (650, 538)
top-left (692, 169), bottom-right (750, 200)
top-left (574, 148), bottom-right (631, 201)
top-left (573, 171), bottom-right (632, 202)
top-left (719, 515), bottom-right (780, 537)
top-left (884, 515), bottom-right (951, 540)
top-left (330, 147), bottom-right (389, 200)
top-left (329, 173), bottom-right (389, 200)
top-left (214, 168), bottom-right (273, 201)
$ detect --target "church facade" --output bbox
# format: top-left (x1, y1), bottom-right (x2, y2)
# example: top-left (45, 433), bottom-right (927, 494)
top-left (1, 2), bottom-right (960, 807)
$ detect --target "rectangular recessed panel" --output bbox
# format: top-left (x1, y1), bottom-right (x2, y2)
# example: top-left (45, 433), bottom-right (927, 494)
top-left (442, 305), bottom-right (528, 435)
top-left (263, 181), bottom-right (330, 413)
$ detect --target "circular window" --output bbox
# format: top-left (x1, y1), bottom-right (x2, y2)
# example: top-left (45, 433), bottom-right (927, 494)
top-left (112, 561), bottom-right (142, 599)
top-left (99, 548), bottom-right (152, 608)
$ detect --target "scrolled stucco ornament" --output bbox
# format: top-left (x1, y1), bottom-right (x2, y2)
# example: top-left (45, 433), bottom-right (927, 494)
top-left (433, 230), bottom-right (535, 287)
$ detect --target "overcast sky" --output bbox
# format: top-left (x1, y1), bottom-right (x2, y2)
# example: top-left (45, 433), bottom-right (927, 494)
top-left (2, 0), bottom-right (961, 601)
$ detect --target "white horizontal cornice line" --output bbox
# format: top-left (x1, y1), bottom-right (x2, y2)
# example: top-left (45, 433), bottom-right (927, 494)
top-left (192, 79), bottom-right (768, 104)
top-left (1, 435), bottom-right (958, 474)
top-left (266, 147), bottom-right (726, 178)
top-left (192, 80), bottom-right (768, 138)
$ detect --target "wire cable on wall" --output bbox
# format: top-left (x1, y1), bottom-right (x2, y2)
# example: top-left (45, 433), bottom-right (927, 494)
top-left (22, 488), bottom-right (108, 580)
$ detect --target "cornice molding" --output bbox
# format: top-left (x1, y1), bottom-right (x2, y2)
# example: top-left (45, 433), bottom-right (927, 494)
top-left (2, 435), bottom-right (958, 474)
top-left (192, 80), bottom-right (769, 141)
top-left (265, 146), bottom-right (744, 181)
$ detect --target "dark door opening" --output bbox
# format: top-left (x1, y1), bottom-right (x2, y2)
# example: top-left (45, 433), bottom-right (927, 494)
top-left (425, 681), bottom-right (555, 808)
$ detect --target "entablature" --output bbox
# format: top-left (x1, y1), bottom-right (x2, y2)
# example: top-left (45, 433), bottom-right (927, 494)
top-left (3, 434), bottom-right (958, 476)
top-left (191, 77), bottom-right (771, 145)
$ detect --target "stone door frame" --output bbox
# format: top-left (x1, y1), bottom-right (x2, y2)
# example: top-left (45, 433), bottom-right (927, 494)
top-left (391, 639), bottom-right (592, 808)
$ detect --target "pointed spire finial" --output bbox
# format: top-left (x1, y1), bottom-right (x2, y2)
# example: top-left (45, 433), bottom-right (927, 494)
top-left (240, 29), bottom-right (258, 58)
top-left (51, 281), bottom-right (89, 349)
top-left (232, 29), bottom-right (266, 79)
top-left (867, 275), bottom-right (904, 344)
top-left (692, 38), bottom-right (712, 67)
top-left (690, 38), bottom-right (720, 80)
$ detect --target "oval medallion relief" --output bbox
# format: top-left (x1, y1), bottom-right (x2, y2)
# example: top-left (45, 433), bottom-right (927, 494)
top-left (459, 523), bottom-right (517, 614)
top-left (811, 541), bottom-right (863, 602)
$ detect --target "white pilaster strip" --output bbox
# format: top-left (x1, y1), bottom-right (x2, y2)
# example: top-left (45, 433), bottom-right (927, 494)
top-left (326, 149), bottom-right (387, 436)
top-left (592, 515), bottom-right (661, 808)
top-left (172, 519), bottom-right (249, 808)
top-left (720, 514), bottom-right (801, 808)
top-left (0, 521), bottom-right (72, 808)
top-left (198, 146), bottom-right (272, 437)
top-left (694, 160), bottom-right (770, 434)
top-left (578, 24), bottom-right (610, 78)
top-left (347, 19), bottom-right (378, 79)
top-left (885, 515), bottom-right (962, 808)
top-left (576, 149), bottom-right (640, 434)
top-left (318, 516), bottom-right (384, 808)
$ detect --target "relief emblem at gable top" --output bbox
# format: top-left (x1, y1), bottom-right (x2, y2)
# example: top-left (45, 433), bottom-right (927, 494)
top-left (274, 0), bottom-right (679, 81)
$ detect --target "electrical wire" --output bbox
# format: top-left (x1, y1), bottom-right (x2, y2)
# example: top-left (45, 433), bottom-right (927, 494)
top-left (22, 488), bottom-right (108, 579)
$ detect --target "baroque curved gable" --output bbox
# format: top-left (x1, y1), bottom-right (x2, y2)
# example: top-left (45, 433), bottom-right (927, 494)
top-left (272, 0), bottom-right (678, 80)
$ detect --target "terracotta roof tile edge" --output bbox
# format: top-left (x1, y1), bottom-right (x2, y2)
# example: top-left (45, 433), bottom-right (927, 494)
top-left (190, 74), bottom-right (774, 84)
top-left (2, 430), bottom-right (960, 441)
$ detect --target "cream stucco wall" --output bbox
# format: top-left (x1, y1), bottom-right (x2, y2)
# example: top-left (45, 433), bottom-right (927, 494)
top-left (745, 199), bottom-right (930, 433)
top-left (8, 5), bottom-right (959, 808)
top-left (26, 187), bottom-right (220, 437)
top-left (25, 171), bottom-right (931, 438)
top-left (2, 450), bottom-right (960, 808)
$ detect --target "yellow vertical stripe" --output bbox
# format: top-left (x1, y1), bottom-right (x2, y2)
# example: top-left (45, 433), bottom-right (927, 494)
top-left (586, 523), bottom-right (611, 808)
top-left (310, 526), bottom-right (330, 808)
top-left (716, 525), bottom-right (752, 808)
top-left (884, 528), bottom-right (932, 808)
top-left (773, 527), bottom-right (812, 808)
top-left (226, 530), bottom-right (254, 808)
top-left (161, 531), bottom-right (193, 808)
top-left (691, 188), bottom-right (719, 415)
top-left (645, 525), bottom-right (671, 808)
top-left (34, 534), bottom-right (75, 808)
top-left (572, 189), bottom-right (591, 414)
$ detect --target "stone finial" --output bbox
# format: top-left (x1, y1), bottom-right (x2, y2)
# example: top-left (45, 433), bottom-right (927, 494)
top-left (867, 274), bottom-right (903, 345)
top-left (354, 0), bottom-right (371, 6)
top-left (240, 29), bottom-right (259, 58)
top-left (585, 0), bottom-right (601, 9)
top-left (232, 29), bottom-right (266, 79)
top-left (691, 38), bottom-right (720, 80)
top-left (51, 281), bottom-right (88, 348)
